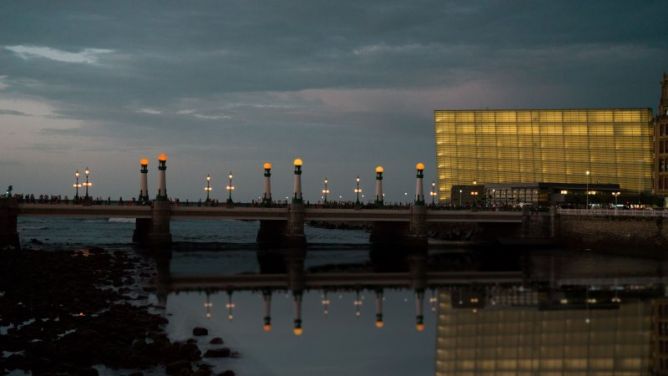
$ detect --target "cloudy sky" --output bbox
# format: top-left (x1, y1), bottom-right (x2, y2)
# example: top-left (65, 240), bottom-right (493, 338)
top-left (1, 1), bottom-right (667, 201)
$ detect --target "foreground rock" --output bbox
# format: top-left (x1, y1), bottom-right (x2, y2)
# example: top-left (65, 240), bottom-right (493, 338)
top-left (0, 248), bottom-right (233, 374)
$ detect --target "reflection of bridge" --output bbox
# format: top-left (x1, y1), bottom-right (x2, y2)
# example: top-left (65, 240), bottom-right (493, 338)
top-left (168, 271), bottom-right (524, 291)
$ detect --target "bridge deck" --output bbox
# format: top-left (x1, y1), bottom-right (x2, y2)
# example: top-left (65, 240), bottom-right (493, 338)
top-left (16, 203), bottom-right (524, 223)
top-left (17, 204), bottom-right (152, 218)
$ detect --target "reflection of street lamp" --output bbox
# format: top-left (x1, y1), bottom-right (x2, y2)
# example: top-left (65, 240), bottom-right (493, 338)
top-left (204, 174), bottom-right (212, 202)
top-left (354, 176), bottom-right (362, 205)
top-left (226, 172), bottom-right (235, 204)
top-left (430, 181), bottom-right (437, 205)
top-left (585, 170), bottom-right (590, 209)
top-left (73, 170), bottom-right (81, 200)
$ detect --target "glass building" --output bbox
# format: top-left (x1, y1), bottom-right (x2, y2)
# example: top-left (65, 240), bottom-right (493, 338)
top-left (434, 109), bottom-right (654, 201)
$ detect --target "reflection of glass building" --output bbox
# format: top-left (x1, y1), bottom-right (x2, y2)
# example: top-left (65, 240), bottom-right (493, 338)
top-left (434, 109), bottom-right (654, 201)
top-left (655, 74), bottom-right (668, 195)
top-left (435, 292), bottom-right (652, 375)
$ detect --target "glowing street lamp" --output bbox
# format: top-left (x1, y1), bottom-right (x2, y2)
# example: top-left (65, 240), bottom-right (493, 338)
top-left (459, 189), bottom-right (463, 208)
top-left (354, 176), bottom-right (362, 205)
top-left (430, 181), bottom-right (437, 205)
top-left (73, 170), bottom-right (81, 200)
top-left (226, 172), bottom-right (235, 204)
top-left (612, 191), bottom-right (621, 207)
top-left (83, 167), bottom-right (92, 200)
top-left (204, 174), bottom-right (212, 202)
top-left (322, 178), bottom-right (330, 203)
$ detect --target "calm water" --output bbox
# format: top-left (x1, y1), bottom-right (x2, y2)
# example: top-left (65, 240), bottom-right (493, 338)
top-left (16, 217), bottom-right (668, 375)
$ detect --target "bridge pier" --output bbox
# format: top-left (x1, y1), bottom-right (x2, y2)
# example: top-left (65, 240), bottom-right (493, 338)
top-left (406, 204), bottom-right (428, 249)
top-left (257, 220), bottom-right (288, 248)
top-left (285, 202), bottom-right (306, 247)
top-left (146, 200), bottom-right (172, 250)
top-left (0, 198), bottom-right (20, 250)
top-left (132, 217), bottom-right (152, 245)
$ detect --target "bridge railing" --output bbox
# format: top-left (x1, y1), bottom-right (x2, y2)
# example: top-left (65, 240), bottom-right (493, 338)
top-left (557, 208), bottom-right (668, 218)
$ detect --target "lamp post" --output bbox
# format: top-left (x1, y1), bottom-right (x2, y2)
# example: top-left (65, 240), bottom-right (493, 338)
top-left (612, 191), bottom-right (620, 208)
top-left (586, 170), bottom-right (590, 209)
top-left (354, 176), bottom-right (362, 205)
top-left (263, 163), bottom-right (272, 205)
top-left (322, 178), bottom-right (330, 203)
top-left (415, 163), bottom-right (425, 205)
top-left (157, 153), bottom-right (168, 200)
top-left (226, 172), bottom-right (235, 204)
top-left (83, 167), bottom-right (92, 200)
top-left (375, 166), bottom-right (384, 206)
top-left (204, 174), bottom-right (212, 203)
top-left (430, 181), bottom-right (437, 206)
top-left (73, 170), bottom-right (81, 201)
top-left (293, 158), bottom-right (303, 203)
top-left (139, 158), bottom-right (149, 203)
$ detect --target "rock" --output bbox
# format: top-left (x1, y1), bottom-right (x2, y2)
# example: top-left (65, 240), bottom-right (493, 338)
top-left (204, 348), bottom-right (231, 358)
top-left (209, 337), bottom-right (223, 345)
top-left (78, 367), bottom-right (99, 376)
top-left (192, 327), bottom-right (208, 336)
top-left (193, 369), bottom-right (213, 376)
top-left (165, 360), bottom-right (191, 375)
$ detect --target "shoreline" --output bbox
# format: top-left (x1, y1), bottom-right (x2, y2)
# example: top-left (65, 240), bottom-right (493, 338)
top-left (0, 246), bottom-right (237, 376)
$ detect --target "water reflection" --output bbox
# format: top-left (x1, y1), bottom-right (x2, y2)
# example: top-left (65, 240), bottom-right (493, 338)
top-left (153, 248), bottom-right (668, 375)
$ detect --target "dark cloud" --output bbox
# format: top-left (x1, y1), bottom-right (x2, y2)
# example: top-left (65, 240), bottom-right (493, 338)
top-left (0, 109), bottom-right (29, 116)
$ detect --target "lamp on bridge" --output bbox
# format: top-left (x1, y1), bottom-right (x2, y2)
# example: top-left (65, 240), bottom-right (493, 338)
top-left (204, 174), bottom-right (212, 203)
top-left (430, 181), bottom-right (437, 205)
top-left (226, 172), bottom-right (235, 205)
top-left (139, 158), bottom-right (149, 204)
top-left (157, 153), bottom-right (168, 200)
top-left (375, 166), bottom-right (384, 206)
top-left (73, 170), bottom-right (81, 201)
top-left (263, 163), bottom-right (272, 206)
top-left (321, 178), bottom-right (330, 203)
top-left (81, 167), bottom-right (93, 201)
top-left (415, 163), bottom-right (425, 206)
top-left (293, 158), bottom-right (303, 204)
top-left (354, 176), bottom-right (362, 205)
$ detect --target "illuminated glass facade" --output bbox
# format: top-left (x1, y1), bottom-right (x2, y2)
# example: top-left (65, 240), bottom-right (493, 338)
top-left (435, 292), bottom-right (652, 376)
top-left (435, 109), bottom-right (654, 201)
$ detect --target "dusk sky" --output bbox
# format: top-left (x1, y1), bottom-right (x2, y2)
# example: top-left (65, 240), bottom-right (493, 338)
top-left (1, 1), bottom-right (667, 202)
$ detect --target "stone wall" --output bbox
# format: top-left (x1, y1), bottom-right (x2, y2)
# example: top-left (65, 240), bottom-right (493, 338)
top-left (557, 215), bottom-right (667, 254)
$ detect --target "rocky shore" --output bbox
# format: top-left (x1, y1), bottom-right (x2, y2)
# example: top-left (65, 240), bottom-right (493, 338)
top-left (0, 248), bottom-right (236, 375)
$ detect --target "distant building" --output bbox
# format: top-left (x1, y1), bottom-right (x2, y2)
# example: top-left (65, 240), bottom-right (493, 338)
top-left (452, 182), bottom-right (621, 207)
top-left (655, 74), bottom-right (668, 196)
top-left (435, 108), bottom-right (654, 202)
